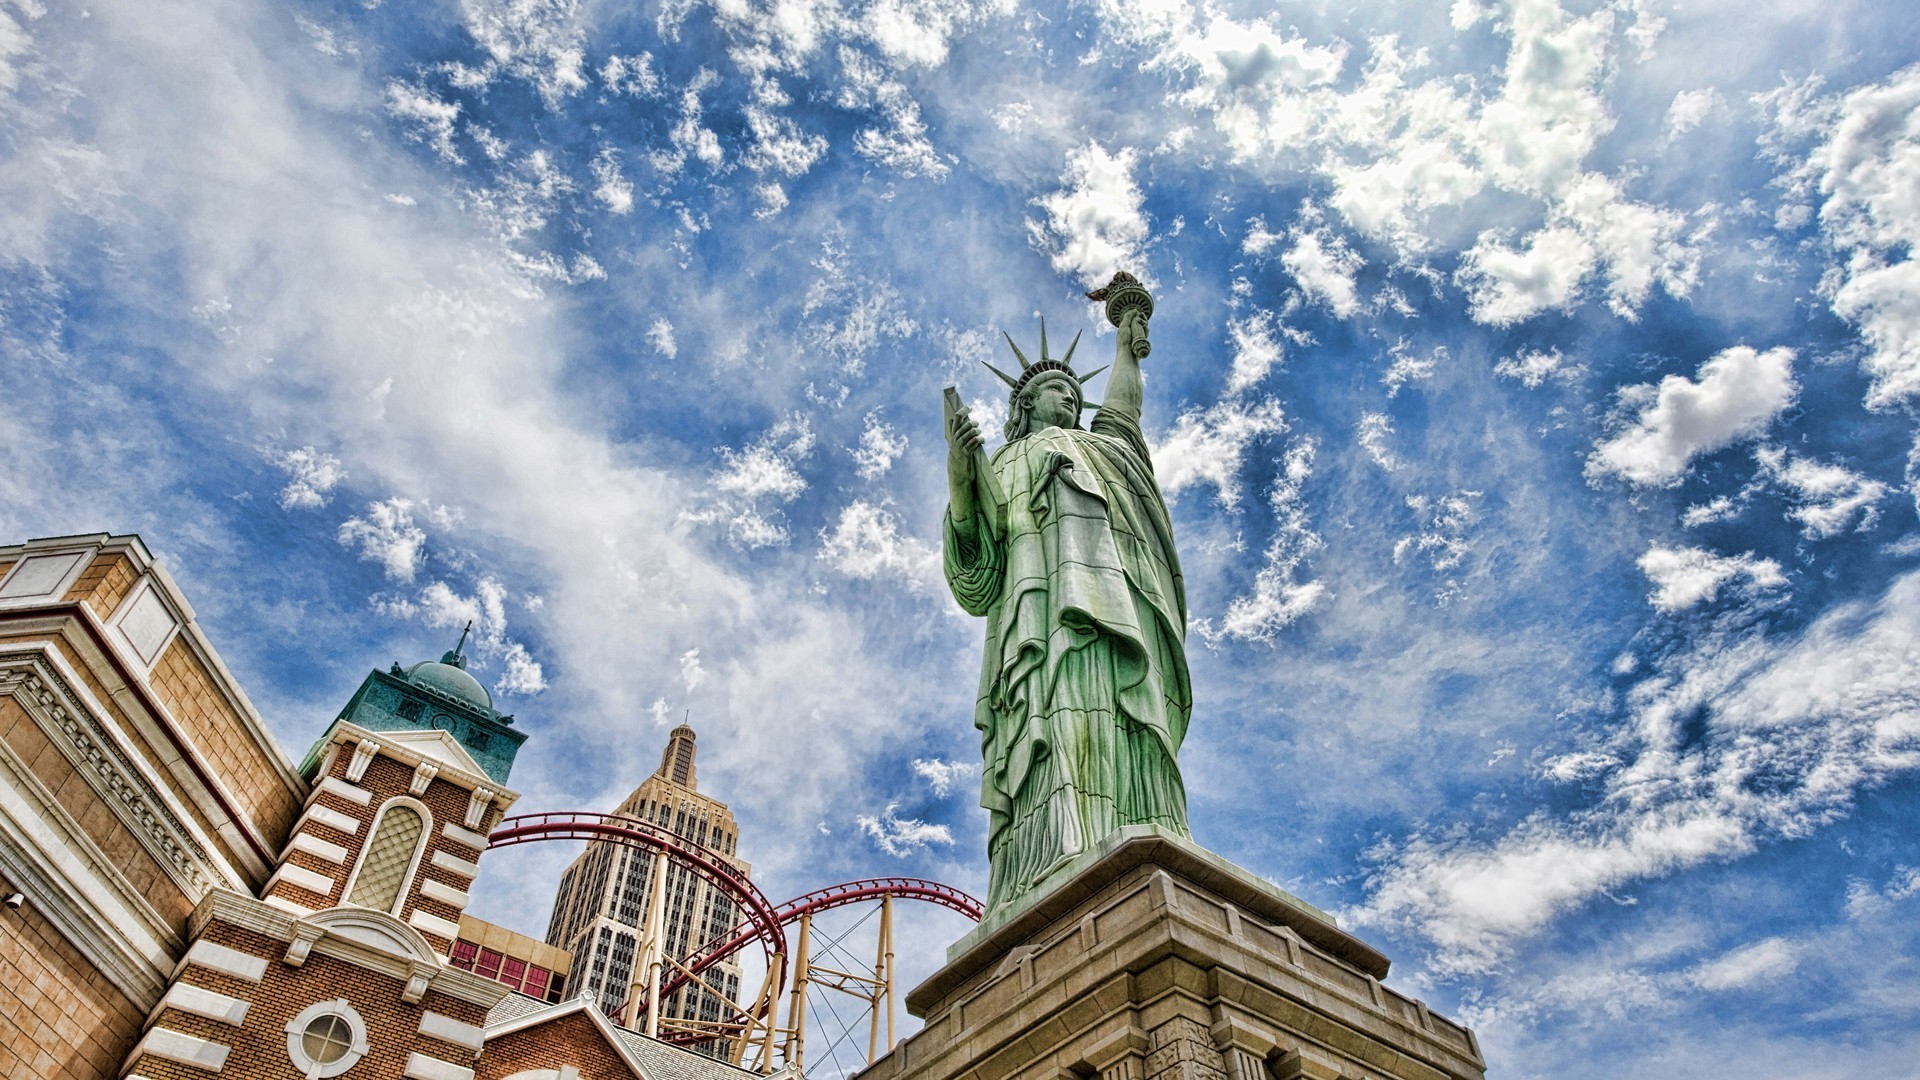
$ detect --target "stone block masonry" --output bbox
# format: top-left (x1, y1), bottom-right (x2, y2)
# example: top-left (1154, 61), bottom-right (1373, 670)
top-left (860, 828), bottom-right (1484, 1080)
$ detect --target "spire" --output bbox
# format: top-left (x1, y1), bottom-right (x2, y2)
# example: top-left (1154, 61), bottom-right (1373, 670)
top-left (659, 723), bottom-right (698, 789)
top-left (441, 620), bottom-right (473, 669)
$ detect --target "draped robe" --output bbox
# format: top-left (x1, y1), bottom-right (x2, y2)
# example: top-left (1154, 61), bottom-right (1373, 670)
top-left (944, 405), bottom-right (1191, 912)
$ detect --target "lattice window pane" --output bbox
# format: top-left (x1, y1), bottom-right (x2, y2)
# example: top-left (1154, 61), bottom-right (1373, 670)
top-left (348, 805), bottom-right (424, 912)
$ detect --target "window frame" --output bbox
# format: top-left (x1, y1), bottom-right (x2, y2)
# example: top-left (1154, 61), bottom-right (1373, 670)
top-left (284, 998), bottom-right (370, 1079)
top-left (339, 795), bottom-right (435, 916)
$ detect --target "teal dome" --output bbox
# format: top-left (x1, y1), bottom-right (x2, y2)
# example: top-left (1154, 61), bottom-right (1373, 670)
top-left (403, 657), bottom-right (493, 711)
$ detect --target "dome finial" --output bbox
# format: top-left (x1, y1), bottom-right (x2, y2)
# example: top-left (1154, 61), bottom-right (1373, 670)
top-left (442, 621), bottom-right (473, 669)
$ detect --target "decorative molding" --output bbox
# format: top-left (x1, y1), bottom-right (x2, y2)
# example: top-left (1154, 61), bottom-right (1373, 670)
top-left (267, 862), bottom-right (335, 898)
top-left (179, 939), bottom-right (268, 984)
top-left (410, 761), bottom-right (440, 796)
top-left (464, 787), bottom-right (495, 830)
top-left (0, 737), bottom-right (174, 1006)
top-left (301, 802), bottom-right (364, 836)
top-left (404, 1052), bottom-right (476, 1080)
top-left (0, 652), bottom-right (235, 897)
top-left (155, 982), bottom-right (250, 1027)
top-left (313, 776), bottom-right (372, 808)
top-left (441, 821), bottom-right (488, 851)
top-left (287, 831), bottom-right (349, 865)
top-left (0, 549), bottom-right (91, 609)
top-left (105, 575), bottom-right (181, 672)
top-left (418, 1010), bottom-right (486, 1051)
top-left (432, 850), bottom-right (481, 880)
top-left (345, 738), bottom-right (380, 783)
top-left (419, 878), bottom-right (469, 910)
top-left (261, 894), bottom-right (317, 918)
top-left (285, 923), bottom-right (327, 968)
top-left (130, 1027), bottom-right (230, 1073)
top-left (409, 908), bottom-right (461, 944)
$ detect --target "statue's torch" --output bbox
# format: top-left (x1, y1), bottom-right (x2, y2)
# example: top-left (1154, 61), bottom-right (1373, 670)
top-left (1087, 271), bottom-right (1153, 359)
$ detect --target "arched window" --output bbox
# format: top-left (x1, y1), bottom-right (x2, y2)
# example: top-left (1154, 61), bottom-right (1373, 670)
top-left (345, 799), bottom-right (429, 914)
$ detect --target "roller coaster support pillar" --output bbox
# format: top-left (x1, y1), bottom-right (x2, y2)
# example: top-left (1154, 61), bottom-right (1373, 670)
top-left (870, 893), bottom-right (895, 1064)
top-left (784, 913), bottom-right (813, 1072)
top-left (634, 848), bottom-right (671, 1038)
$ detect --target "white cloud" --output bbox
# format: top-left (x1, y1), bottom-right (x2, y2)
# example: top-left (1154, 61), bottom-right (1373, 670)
top-left (850, 411), bottom-right (908, 479)
top-left (1383, 340), bottom-right (1445, 397)
top-left (1637, 544), bottom-right (1787, 612)
top-left (1783, 65), bottom-right (1920, 408)
top-left (687, 414), bottom-right (817, 549)
top-left (646, 317), bottom-right (677, 358)
top-left (393, 574), bottom-right (546, 696)
top-left (715, 414), bottom-right (814, 500)
top-left (589, 145), bottom-right (633, 214)
top-left (272, 446), bottom-right (345, 510)
top-left (1394, 490), bottom-right (1482, 577)
top-left (1687, 938), bottom-right (1798, 991)
top-left (1586, 346), bottom-right (1798, 487)
top-left (1203, 436), bottom-right (1325, 642)
top-left (1356, 411), bottom-right (1399, 471)
top-left (840, 48), bottom-right (947, 179)
top-left (856, 804), bottom-right (954, 856)
top-left (1356, 565), bottom-right (1920, 971)
top-left (1664, 88), bottom-right (1722, 141)
top-left (911, 757), bottom-right (977, 797)
top-left (1756, 447), bottom-right (1888, 539)
top-left (1152, 396), bottom-right (1287, 509)
top-left (1224, 307), bottom-right (1288, 394)
top-left (1494, 347), bottom-right (1580, 388)
top-left (1680, 495), bottom-right (1743, 529)
top-left (817, 500), bottom-right (938, 587)
top-left (1028, 140), bottom-right (1151, 287)
top-left (337, 498), bottom-right (429, 581)
top-left (1281, 215), bottom-right (1364, 317)
top-left (385, 80), bottom-right (463, 164)
top-left (803, 240), bottom-right (919, 375)
top-left (600, 52), bottom-right (660, 96)
top-left (679, 647), bottom-right (708, 692)
top-left (458, 0), bottom-right (588, 108)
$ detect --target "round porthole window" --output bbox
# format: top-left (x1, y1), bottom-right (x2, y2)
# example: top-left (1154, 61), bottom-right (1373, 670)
top-left (285, 999), bottom-right (369, 1078)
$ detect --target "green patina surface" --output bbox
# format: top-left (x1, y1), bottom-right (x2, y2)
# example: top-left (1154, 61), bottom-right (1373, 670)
top-left (296, 642), bottom-right (527, 784)
top-left (944, 285), bottom-right (1193, 914)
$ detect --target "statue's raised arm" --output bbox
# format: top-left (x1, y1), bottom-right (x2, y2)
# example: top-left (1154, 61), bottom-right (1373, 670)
top-left (941, 272), bottom-right (1192, 914)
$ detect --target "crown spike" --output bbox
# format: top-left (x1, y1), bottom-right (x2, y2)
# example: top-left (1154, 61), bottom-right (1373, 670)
top-left (1039, 318), bottom-right (1050, 365)
top-left (982, 361), bottom-right (1022, 389)
top-left (1003, 332), bottom-right (1034, 370)
top-left (1075, 364), bottom-right (1108, 385)
top-left (1061, 329), bottom-right (1083, 367)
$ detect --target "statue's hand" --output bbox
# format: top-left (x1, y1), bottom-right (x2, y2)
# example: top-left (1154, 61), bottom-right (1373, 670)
top-left (947, 408), bottom-right (982, 485)
top-left (1116, 308), bottom-right (1149, 360)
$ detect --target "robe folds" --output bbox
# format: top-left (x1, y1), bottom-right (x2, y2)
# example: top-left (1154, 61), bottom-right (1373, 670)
top-left (944, 407), bottom-right (1192, 912)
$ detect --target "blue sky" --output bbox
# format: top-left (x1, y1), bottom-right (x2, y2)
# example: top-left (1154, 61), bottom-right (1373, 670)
top-left (6, 0), bottom-right (1920, 1074)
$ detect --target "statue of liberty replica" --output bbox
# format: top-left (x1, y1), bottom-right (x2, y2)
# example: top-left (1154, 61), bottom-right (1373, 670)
top-left (888, 273), bottom-right (1485, 1080)
top-left (942, 273), bottom-right (1191, 914)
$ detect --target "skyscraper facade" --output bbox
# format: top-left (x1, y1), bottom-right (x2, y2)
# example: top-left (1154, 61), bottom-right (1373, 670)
top-left (546, 725), bottom-right (747, 1046)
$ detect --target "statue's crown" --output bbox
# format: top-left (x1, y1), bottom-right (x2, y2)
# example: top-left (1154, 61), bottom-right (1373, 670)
top-left (985, 318), bottom-right (1107, 404)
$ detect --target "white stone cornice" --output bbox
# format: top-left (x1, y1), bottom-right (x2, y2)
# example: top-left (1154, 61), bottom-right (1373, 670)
top-left (0, 648), bottom-right (243, 896)
top-left (0, 733), bottom-right (174, 1005)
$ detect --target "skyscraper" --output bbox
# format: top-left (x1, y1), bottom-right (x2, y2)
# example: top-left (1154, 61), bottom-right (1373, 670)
top-left (546, 725), bottom-right (747, 1049)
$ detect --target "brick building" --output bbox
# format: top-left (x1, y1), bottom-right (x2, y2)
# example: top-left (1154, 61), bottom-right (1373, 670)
top-left (0, 533), bottom-right (784, 1080)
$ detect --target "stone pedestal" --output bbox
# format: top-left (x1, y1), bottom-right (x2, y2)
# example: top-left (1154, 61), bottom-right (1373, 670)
top-left (859, 828), bottom-right (1484, 1080)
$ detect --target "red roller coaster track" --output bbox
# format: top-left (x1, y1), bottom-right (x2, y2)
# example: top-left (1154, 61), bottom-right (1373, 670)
top-left (487, 812), bottom-right (983, 1035)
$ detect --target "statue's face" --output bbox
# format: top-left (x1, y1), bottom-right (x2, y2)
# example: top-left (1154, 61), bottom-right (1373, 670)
top-left (1026, 375), bottom-right (1081, 432)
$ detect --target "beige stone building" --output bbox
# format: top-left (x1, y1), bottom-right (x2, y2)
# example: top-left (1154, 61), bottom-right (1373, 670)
top-left (545, 725), bottom-right (748, 1046)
